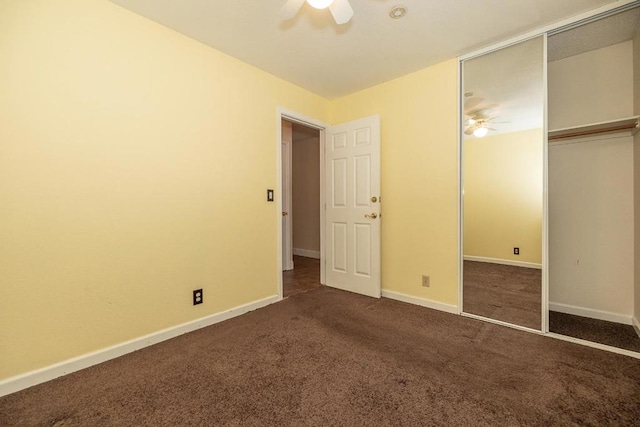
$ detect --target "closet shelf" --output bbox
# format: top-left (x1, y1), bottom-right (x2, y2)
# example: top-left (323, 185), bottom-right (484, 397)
top-left (548, 116), bottom-right (639, 141)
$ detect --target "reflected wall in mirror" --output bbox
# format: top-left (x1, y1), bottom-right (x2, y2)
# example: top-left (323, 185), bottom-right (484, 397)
top-left (548, 5), bottom-right (640, 353)
top-left (462, 36), bottom-right (545, 330)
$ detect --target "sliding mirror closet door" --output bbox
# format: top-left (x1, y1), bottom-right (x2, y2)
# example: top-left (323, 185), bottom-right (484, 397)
top-left (462, 36), bottom-right (545, 331)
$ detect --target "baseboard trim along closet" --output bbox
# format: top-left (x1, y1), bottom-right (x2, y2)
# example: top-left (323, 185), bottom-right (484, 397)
top-left (633, 317), bottom-right (640, 339)
top-left (547, 332), bottom-right (640, 360)
top-left (292, 248), bottom-right (321, 259)
top-left (382, 290), bottom-right (458, 314)
top-left (549, 302), bottom-right (632, 325)
top-left (463, 256), bottom-right (542, 269)
top-left (0, 295), bottom-right (281, 398)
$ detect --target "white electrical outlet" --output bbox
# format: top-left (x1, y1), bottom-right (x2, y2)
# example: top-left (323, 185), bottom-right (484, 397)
top-left (422, 275), bottom-right (430, 287)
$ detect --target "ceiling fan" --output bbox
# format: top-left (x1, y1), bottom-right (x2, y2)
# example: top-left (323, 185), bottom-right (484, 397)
top-left (280, 0), bottom-right (354, 25)
top-left (464, 108), bottom-right (501, 138)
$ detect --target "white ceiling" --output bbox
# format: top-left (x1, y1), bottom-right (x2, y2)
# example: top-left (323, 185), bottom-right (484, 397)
top-left (108, 0), bottom-right (622, 99)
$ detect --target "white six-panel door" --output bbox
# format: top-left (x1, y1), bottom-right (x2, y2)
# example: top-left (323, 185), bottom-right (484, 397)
top-left (325, 115), bottom-right (381, 298)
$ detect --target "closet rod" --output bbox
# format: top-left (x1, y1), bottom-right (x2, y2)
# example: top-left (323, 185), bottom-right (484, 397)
top-left (548, 118), bottom-right (639, 141)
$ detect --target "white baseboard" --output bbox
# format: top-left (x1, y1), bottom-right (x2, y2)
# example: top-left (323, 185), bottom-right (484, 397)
top-left (283, 259), bottom-right (294, 271)
top-left (633, 317), bottom-right (640, 339)
top-left (0, 295), bottom-right (280, 398)
top-left (549, 302), bottom-right (632, 325)
top-left (464, 255), bottom-right (541, 269)
top-left (382, 290), bottom-right (458, 314)
top-left (547, 332), bottom-right (640, 360)
top-left (293, 248), bottom-right (320, 259)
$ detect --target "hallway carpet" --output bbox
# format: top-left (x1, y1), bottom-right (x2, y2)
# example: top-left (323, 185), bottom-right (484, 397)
top-left (1, 287), bottom-right (639, 426)
top-left (283, 255), bottom-right (321, 298)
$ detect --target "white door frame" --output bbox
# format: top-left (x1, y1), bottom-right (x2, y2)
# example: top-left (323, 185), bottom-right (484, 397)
top-left (276, 108), bottom-right (329, 299)
top-left (281, 123), bottom-right (294, 271)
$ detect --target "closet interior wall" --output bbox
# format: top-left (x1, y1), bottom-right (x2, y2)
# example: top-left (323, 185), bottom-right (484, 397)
top-left (548, 28), bottom-right (640, 330)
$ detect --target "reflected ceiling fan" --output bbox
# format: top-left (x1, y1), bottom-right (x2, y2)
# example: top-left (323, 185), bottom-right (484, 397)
top-left (280, 0), bottom-right (354, 24)
top-left (464, 108), bottom-right (504, 138)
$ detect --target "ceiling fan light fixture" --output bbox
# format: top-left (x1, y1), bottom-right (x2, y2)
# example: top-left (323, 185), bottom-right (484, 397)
top-left (473, 126), bottom-right (489, 138)
top-left (307, 0), bottom-right (335, 10)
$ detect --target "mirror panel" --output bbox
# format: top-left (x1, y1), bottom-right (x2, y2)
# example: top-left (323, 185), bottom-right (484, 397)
top-left (462, 36), bottom-right (545, 330)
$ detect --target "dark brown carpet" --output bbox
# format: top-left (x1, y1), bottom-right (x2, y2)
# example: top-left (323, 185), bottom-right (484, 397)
top-left (283, 255), bottom-right (321, 298)
top-left (463, 260), bottom-right (542, 330)
top-left (2, 287), bottom-right (639, 426)
top-left (550, 311), bottom-right (640, 353)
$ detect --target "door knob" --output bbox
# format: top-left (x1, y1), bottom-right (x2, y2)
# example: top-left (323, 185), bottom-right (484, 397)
top-left (365, 213), bottom-right (378, 219)
top-left (282, 212), bottom-right (288, 216)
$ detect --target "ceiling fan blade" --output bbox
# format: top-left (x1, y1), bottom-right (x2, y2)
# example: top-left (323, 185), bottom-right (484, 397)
top-left (485, 117), bottom-right (509, 123)
top-left (464, 97), bottom-right (484, 111)
top-left (329, 0), bottom-right (353, 24)
top-left (465, 106), bottom-right (496, 119)
top-left (280, 0), bottom-right (306, 20)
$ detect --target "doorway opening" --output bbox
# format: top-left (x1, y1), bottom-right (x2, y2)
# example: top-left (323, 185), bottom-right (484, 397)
top-left (282, 119), bottom-right (322, 298)
top-left (277, 109), bottom-right (328, 300)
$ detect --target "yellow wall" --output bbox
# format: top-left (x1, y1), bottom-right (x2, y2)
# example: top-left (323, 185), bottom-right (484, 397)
top-left (0, 0), bottom-right (329, 380)
top-left (330, 60), bottom-right (459, 305)
top-left (464, 129), bottom-right (543, 264)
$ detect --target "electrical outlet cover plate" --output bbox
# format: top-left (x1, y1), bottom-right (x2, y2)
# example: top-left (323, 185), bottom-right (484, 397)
top-left (422, 275), bottom-right (430, 287)
top-left (193, 289), bottom-right (203, 305)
